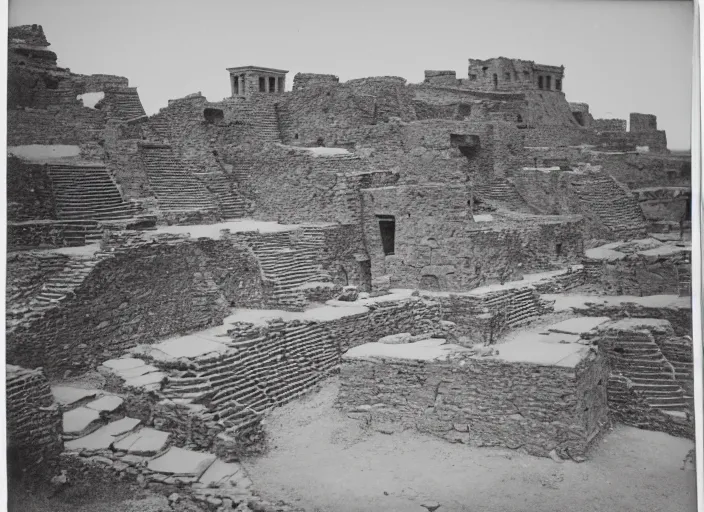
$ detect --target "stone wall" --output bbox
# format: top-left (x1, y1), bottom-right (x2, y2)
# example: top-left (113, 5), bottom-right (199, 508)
top-left (6, 237), bottom-right (268, 376)
top-left (7, 221), bottom-right (81, 249)
top-left (360, 184), bottom-right (584, 291)
top-left (593, 119), bottom-right (627, 132)
top-left (7, 157), bottom-right (57, 221)
top-left (338, 350), bottom-right (610, 459)
top-left (292, 73), bottom-right (340, 91)
top-left (6, 365), bottom-right (63, 481)
top-left (581, 249), bottom-right (688, 296)
top-left (7, 106), bottom-right (107, 148)
top-left (230, 145), bottom-right (372, 222)
top-left (107, 297), bottom-right (443, 452)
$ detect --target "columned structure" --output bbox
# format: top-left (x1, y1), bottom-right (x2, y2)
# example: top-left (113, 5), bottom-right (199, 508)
top-left (226, 66), bottom-right (289, 98)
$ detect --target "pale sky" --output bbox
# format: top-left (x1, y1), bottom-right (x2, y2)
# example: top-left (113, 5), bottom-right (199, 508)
top-left (8, 0), bottom-right (694, 149)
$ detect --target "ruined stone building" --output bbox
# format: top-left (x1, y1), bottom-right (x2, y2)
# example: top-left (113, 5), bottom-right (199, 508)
top-left (5, 24), bottom-right (694, 510)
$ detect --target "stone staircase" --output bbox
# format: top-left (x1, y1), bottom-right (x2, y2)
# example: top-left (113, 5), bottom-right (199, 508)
top-left (570, 173), bottom-right (647, 239)
top-left (47, 164), bottom-right (142, 224)
top-left (139, 143), bottom-right (219, 213)
top-left (103, 88), bottom-right (147, 121)
top-left (473, 178), bottom-right (535, 213)
top-left (53, 384), bottom-right (258, 509)
top-left (242, 100), bottom-right (281, 142)
top-left (238, 230), bottom-right (328, 310)
top-left (7, 252), bottom-right (114, 333)
top-left (194, 171), bottom-right (246, 219)
top-left (601, 331), bottom-right (687, 412)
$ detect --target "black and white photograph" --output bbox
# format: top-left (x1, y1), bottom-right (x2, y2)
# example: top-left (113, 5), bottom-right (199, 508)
top-left (2, 0), bottom-right (702, 511)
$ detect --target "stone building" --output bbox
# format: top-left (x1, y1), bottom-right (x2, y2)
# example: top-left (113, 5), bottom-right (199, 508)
top-left (227, 65), bottom-right (288, 98)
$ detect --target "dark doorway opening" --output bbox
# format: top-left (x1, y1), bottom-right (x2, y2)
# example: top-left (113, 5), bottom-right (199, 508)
top-left (377, 215), bottom-right (396, 255)
top-left (269, 77), bottom-right (276, 93)
top-left (492, 73), bottom-right (498, 89)
top-left (259, 77), bottom-right (266, 92)
top-left (555, 243), bottom-right (563, 257)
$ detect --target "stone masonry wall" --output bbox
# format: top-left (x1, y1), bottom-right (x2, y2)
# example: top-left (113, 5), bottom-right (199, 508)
top-left (113, 297), bottom-right (443, 452)
top-left (6, 238), bottom-right (269, 376)
top-left (6, 365), bottom-right (63, 481)
top-left (7, 157), bottom-right (57, 221)
top-left (361, 184), bottom-right (584, 291)
top-left (338, 351), bottom-right (610, 459)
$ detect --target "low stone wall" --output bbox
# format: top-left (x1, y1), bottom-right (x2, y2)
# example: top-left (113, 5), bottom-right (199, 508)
top-left (105, 297), bottom-right (444, 452)
top-left (337, 351), bottom-right (610, 459)
top-left (7, 221), bottom-right (97, 249)
top-left (6, 365), bottom-right (63, 481)
top-left (581, 249), bottom-right (688, 296)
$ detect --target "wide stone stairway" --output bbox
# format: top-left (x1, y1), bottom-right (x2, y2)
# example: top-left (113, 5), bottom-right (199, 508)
top-left (139, 143), bottom-right (220, 213)
top-left (7, 251), bottom-right (114, 333)
top-left (570, 173), bottom-right (648, 238)
top-left (601, 329), bottom-right (687, 413)
top-left (47, 164), bottom-right (141, 228)
top-left (243, 230), bottom-right (328, 309)
top-left (473, 177), bottom-right (536, 213)
top-left (194, 171), bottom-right (246, 219)
top-left (53, 384), bottom-right (255, 508)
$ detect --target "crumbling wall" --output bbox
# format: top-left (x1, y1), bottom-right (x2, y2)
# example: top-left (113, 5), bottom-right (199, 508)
top-left (338, 351), bottom-right (610, 459)
top-left (6, 238), bottom-right (268, 376)
top-left (6, 365), bottom-right (63, 482)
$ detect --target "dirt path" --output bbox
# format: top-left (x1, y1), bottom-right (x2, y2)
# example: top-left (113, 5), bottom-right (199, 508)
top-left (243, 378), bottom-right (697, 512)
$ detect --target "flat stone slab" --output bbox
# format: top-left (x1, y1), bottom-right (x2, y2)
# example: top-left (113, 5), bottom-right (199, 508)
top-left (147, 447), bottom-right (216, 477)
top-left (52, 386), bottom-right (99, 406)
top-left (546, 317), bottom-right (610, 335)
top-left (198, 459), bottom-right (244, 487)
top-left (65, 429), bottom-right (115, 452)
top-left (124, 371), bottom-right (166, 390)
top-left (86, 395), bottom-right (124, 412)
top-left (113, 428), bottom-right (170, 455)
top-left (102, 358), bottom-right (147, 371)
top-left (63, 407), bottom-right (102, 434)
top-left (117, 364), bottom-right (161, 379)
top-left (603, 318), bottom-right (674, 333)
top-left (103, 417), bottom-right (142, 436)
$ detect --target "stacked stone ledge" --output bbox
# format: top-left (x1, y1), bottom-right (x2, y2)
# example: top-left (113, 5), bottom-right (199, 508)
top-left (6, 364), bottom-right (63, 482)
top-left (337, 347), bottom-right (610, 460)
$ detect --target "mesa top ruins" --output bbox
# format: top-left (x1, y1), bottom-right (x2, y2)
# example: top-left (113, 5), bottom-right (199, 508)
top-left (6, 23), bottom-right (694, 512)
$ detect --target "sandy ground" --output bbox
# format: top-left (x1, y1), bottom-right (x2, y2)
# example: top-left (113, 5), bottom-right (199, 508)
top-left (243, 378), bottom-right (697, 512)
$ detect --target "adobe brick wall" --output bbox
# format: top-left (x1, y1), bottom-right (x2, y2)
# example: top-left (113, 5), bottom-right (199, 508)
top-left (338, 350), bottom-right (610, 459)
top-left (6, 364), bottom-right (63, 481)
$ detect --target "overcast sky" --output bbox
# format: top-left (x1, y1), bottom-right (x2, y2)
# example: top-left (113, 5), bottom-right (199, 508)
top-left (8, 0), bottom-right (694, 149)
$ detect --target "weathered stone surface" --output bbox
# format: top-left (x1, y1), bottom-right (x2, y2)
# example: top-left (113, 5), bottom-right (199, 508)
top-left (113, 428), bottom-right (170, 455)
top-left (86, 395), bottom-right (124, 412)
top-left (63, 407), bottom-right (101, 435)
top-left (147, 446), bottom-right (216, 477)
top-left (51, 386), bottom-right (99, 406)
